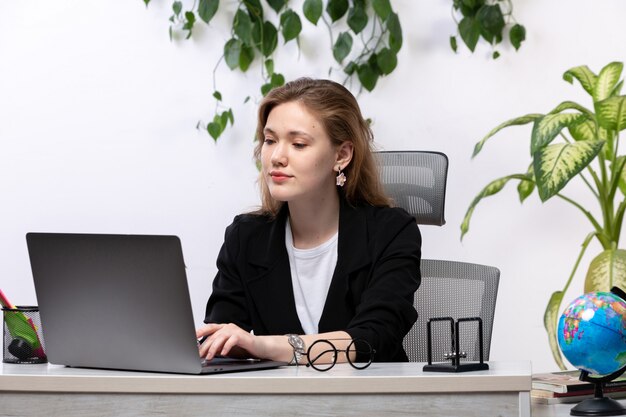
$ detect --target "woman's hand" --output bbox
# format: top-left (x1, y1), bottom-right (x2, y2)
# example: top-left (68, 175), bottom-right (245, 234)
top-left (196, 323), bottom-right (259, 361)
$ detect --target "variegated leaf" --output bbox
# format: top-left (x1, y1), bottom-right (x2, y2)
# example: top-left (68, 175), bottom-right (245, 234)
top-left (548, 101), bottom-right (594, 117)
top-left (530, 113), bottom-right (585, 155)
top-left (612, 80), bottom-right (624, 97)
top-left (594, 62), bottom-right (623, 103)
top-left (568, 119), bottom-right (596, 141)
top-left (615, 156), bottom-right (626, 196)
top-left (584, 249), bottom-right (626, 293)
top-left (563, 65), bottom-right (597, 96)
top-left (534, 140), bottom-right (605, 201)
top-left (461, 174), bottom-right (526, 239)
top-left (543, 291), bottom-right (567, 370)
top-left (596, 96), bottom-right (626, 131)
top-left (517, 164), bottom-right (535, 203)
top-left (473, 114), bottom-right (543, 158)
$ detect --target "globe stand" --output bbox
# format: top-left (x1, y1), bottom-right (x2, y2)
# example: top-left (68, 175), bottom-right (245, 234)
top-left (570, 369), bottom-right (626, 416)
top-left (569, 286), bottom-right (626, 417)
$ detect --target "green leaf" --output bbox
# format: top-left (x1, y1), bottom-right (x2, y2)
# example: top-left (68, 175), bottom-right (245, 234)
top-left (461, 174), bottom-right (526, 239)
top-left (344, 61), bottom-right (357, 75)
top-left (517, 165), bottom-right (535, 203)
top-left (207, 121), bottom-right (223, 141)
top-left (615, 156), bottom-right (626, 196)
top-left (459, 17), bottom-right (480, 52)
top-left (224, 38), bottom-right (242, 70)
top-left (265, 59), bottom-right (274, 76)
top-left (333, 32), bottom-right (353, 63)
top-left (244, 0), bottom-right (263, 19)
top-left (568, 119), bottom-right (596, 142)
top-left (198, 0), bottom-right (220, 24)
top-left (234, 9), bottom-right (253, 44)
top-left (563, 65), bottom-right (598, 97)
top-left (596, 96), bottom-right (626, 131)
top-left (548, 101), bottom-right (594, 117)
top-left (239, 43), bottom-right (255, 71)
top-left (450, 36), bottom-right (458, 53)
top-left (271, 72), bottom-right (285, 87)
top-left (261, 21), bottom-right (278, 56)
top-left (183, 11), bottom-right (196, 39)
top-left (280, 9), bottom-right (302, 42)
top-left (594, 62), bottom-right (624, 103)
top-left (543, 291), bottom-right (567, 371)
top-left (530, 113), bottom-right (586, 155)
top-left (584, 249), bottom-right (626, 293)
top-left (266, 0), bottom-right (286, 13)
top-left (303, 0), bottom-right (323, 24)
top-left (386, 12), bottom-right (402, 53)
top-left (476, 5), bottom-right (504, 43)
top-left (173, 1), bottom-right (182, 16)
top-left (372, 0), bottom-right (392, 20)
top-left (261, 82), bottom-right (273, 96)
top-left (326, 0), bottom-right (349, 22)
top-left (376, 48), bottom-right (397, 75)
top-left (144, 0), bottom-right (151, 5)
top-left (347, 6), bottom-right (368, 34)
top-left (509, 24), bottom-right (525, 51)
top-left (227, 108), bottom-right (234, 124)
top-left (492, 51), bottom-right (500, 60)
top-left (473, 114), bottom-right (543, 157)
top-left (213, 91), bottom-right (222, 101)
top-left (357, 63), bottom-right (378, 91)
top-left (533, 140), bottom-right (605, 202)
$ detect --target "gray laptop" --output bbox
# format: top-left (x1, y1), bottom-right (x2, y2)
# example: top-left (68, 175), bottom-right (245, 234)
top-left (26, 232), bottom-right (287, 374)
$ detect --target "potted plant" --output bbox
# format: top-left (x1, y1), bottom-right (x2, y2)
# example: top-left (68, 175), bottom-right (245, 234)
top-left (461, 61), bottom-right (626, 369)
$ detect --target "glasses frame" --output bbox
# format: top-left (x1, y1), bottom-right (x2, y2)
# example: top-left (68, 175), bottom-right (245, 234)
top-left (305, 338), bottom-right (375, 372)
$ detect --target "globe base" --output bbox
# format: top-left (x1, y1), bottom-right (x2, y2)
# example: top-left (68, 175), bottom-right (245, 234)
top-left (570, 397), bottom-right (626, 416)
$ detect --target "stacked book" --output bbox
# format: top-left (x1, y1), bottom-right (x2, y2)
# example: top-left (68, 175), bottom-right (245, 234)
top-left (532, 370), bottom-right (626, 404)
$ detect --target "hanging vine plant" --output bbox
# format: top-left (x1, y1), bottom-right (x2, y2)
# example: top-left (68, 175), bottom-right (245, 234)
top-left (450, 0), bottom-right (526, 59)
top-left (143, 0), bottom-right (403, 141)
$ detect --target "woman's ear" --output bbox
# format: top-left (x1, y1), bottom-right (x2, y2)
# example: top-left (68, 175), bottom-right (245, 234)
top-left (336, 142), bottom-right (354, 169)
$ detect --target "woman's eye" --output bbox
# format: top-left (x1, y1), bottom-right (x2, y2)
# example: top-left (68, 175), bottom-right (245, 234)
top-left (293, 143), bottom-right (306, 149)
top-left (263, 138), bottom-right (275, 145)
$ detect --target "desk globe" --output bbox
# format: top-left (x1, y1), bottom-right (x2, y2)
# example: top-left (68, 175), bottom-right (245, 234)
top-left (557, 289), bottom-right (626, 416)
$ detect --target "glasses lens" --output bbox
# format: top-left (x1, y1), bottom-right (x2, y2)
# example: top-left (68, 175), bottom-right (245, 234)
top-left (307, 340), bottom-right (337, 372)
top-left (347, 339), bottom-right (374, 369)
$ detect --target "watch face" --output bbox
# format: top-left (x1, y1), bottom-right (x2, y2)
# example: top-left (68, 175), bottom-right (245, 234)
top-left (288, 334), bottom-right (305, 352)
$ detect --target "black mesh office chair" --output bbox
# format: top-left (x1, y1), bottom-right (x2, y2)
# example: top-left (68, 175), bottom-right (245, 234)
top-left (376, 151), bottom-right (500, 363)
top-left (377, 151), bottom-right (448, 226)
top-left (404, 259), bottom-right (500, 363)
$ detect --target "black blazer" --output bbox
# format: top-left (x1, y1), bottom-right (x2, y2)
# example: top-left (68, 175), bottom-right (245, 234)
top-left (205, 197), bottom-right (422, 362)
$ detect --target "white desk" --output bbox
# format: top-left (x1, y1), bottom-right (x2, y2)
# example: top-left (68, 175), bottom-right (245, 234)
top-left (0, 361), bottom-right (531, 417)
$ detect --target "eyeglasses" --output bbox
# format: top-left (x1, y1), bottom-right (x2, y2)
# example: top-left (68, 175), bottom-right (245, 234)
top-left (306, 338), bottom-right (375, 371)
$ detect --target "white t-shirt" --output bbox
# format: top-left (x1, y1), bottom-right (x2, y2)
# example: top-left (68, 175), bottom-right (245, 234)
top-left (285, 219), bottom-right (338, 335)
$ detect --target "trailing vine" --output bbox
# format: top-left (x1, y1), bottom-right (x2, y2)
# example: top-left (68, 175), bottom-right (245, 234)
top-left (143, 0), bottom-right (403, 141)
top-left (450, 0), bottom-right (525, 59)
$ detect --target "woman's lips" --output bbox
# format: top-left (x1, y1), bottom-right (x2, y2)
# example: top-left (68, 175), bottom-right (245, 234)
top-left (269, 171), bottom-right (291, 182)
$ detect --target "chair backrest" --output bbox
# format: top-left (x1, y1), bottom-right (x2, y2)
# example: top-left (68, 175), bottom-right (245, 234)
top-left (376, 151), bottom-right (448, 226)
top-left (403, 259), bottom-right (500, 363)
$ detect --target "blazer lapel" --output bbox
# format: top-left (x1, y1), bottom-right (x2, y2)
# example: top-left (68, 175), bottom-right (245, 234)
top-left (319, 197), bottom-right (371, 331)
top-left (245, 206), bottom-right (304, 334)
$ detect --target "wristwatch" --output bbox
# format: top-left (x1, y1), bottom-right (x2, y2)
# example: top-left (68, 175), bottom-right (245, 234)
top-left (286, 334), bottom-right (306, 365)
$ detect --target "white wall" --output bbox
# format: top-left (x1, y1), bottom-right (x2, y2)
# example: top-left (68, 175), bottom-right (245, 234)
top-left (2, 0), bottom-right (625, 373)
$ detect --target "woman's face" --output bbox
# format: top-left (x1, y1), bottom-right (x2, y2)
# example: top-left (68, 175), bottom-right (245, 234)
top-left (261, 101), bottom-right (340, 204)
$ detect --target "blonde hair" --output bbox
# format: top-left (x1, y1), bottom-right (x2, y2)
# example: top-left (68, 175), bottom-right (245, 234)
top-left (254, 78), bottom-right (390, 216)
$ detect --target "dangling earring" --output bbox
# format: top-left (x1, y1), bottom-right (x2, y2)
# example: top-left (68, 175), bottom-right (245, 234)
top-left (336, 165), bottom-right (346, 187)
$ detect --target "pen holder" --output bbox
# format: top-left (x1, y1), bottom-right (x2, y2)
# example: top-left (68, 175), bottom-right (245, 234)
top-left (2, 306), bottom-right (47, 364)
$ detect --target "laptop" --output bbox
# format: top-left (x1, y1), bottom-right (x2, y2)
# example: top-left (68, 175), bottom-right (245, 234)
top-left (26, 232), bottom-right (287, 374)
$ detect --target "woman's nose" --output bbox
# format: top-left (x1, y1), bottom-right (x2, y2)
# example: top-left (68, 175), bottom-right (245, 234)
top-left (271, 142), bottom-right (288, 166)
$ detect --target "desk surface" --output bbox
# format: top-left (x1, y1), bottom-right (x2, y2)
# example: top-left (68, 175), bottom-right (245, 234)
top-left (2, 361), bottom-right (533, 417)
top-left (1, 360), bottom-right (531, 394)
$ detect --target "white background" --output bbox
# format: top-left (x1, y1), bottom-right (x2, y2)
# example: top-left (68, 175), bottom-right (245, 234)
top-left (2, 0), bottom-right (625, 372)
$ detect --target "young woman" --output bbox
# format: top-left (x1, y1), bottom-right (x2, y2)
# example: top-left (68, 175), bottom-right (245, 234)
top-left (197, 78), bottom-right (421, 365)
